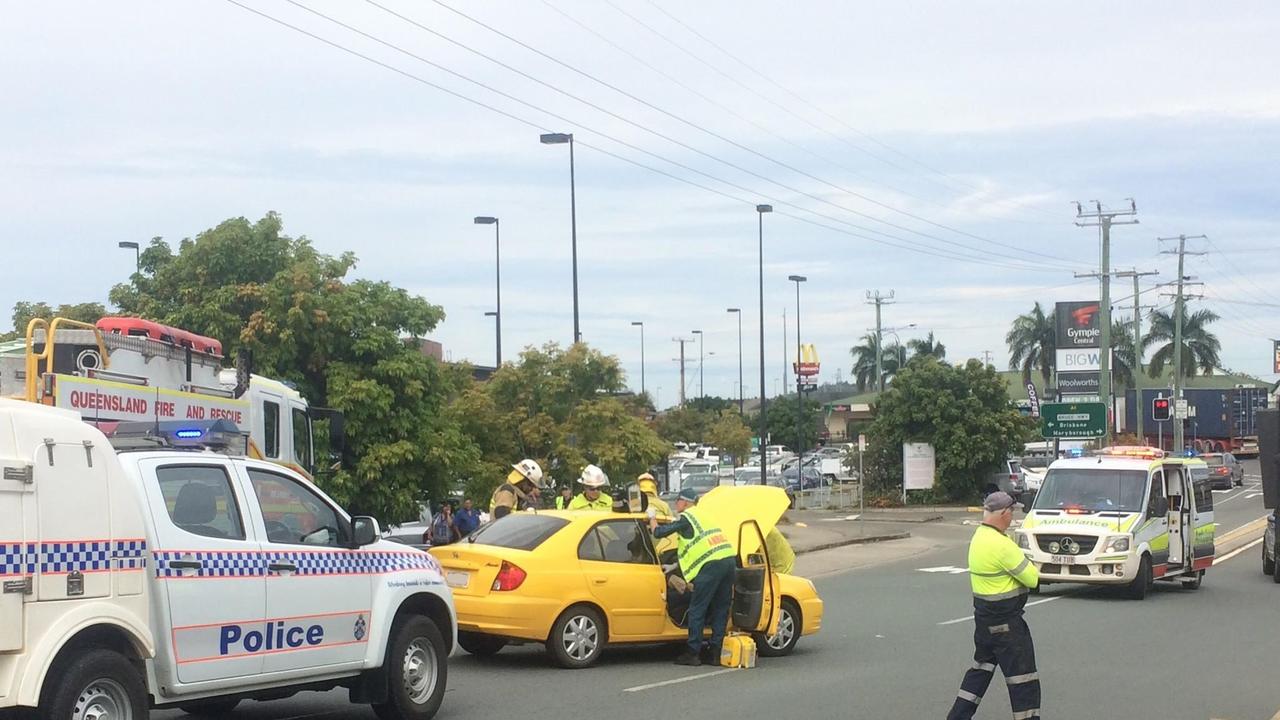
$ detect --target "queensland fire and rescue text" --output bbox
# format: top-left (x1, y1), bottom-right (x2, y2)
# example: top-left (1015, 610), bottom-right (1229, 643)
top-left (58, 376), bottom-right (246, 426)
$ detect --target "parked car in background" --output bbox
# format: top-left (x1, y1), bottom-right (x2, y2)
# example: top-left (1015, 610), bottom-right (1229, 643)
top-left (782, 466), bottom-right (825, 491)
top-left (988, 458), bottom-right (1025, 503)
top-left (384, 501), bottom-right (433, 550)
top-left (1200, 452), bottom-right (1244, 489)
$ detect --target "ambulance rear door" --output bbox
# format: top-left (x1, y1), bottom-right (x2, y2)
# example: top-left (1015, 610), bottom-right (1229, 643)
top-left (139, 458), bottom-right (266, 684)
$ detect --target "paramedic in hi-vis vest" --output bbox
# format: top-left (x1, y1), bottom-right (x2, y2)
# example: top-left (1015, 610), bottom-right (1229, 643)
top-left (650, 487), bottom-right (737, 667)
top-left (947, 491), bottom-right (1041, 720)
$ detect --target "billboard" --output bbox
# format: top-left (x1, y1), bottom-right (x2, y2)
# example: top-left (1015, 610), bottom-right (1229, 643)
top-left (1055, 301), bottom-right (1101, 349)
top-left (794, 343), bottom-right (820, 377)
top-left (902, 442), bottom-right (936, 491)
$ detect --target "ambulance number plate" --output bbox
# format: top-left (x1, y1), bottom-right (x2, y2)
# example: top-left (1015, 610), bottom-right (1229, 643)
top-left (1050, 554), bottom-right (1075, 565)
top-left (446, 571), bottom-right (470, 588)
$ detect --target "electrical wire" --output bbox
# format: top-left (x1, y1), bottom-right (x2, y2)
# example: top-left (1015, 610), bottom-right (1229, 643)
top-left (228, 0), bottom-right (1067, 274)
top-left (422, 0), bottom-right (1086, 269)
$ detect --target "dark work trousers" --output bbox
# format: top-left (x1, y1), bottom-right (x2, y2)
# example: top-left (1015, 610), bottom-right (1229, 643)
top-left (685, 556), bottom-right (735, 655)
top-left (946, 615), bottom-right (1040, 720)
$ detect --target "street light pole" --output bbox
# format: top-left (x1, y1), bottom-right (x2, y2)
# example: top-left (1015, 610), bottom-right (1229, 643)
top-left (789, 275), bottom-right (807, 486)
top-left (540, 132), bottom-right (579, 344)
top-left (474, 216), bottom-right (501, 365)
top-left (118, 241), bottom-right (140, 273)
top-left (483, 312), bottom-right (499, 367)
top-left (727, 308), bottom-right (743, 415)
top-left (756, 204), bottom-right (773, 485)
top-left (691, 329), bottom-right (704, 401)
top-left (631, 321), bottom-right (646, 398)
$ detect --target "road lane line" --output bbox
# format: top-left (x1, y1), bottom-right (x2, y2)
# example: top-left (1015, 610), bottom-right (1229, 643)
top-left (1216, 515), bottom-right (1269, 546)
top-left (1214, 537), bottom-right (1263, 565)
top-left (937, 595), bottom-right (1067, 626)
top-left (623, 668), bottom-right (738, 692)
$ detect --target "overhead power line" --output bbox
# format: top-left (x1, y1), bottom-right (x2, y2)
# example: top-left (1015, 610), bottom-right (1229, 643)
top-left (227, 0), bottom-right (1068, 273)
top-left (421, 0), bottom-right (1085, 269)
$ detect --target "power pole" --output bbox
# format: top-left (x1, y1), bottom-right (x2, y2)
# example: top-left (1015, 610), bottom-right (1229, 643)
top-left (781, 308), bottom-right (788, 397)
top-left (1115, 269), bottom-right (1159, 442)
top-left (1074, 199), bottom-right (1138, 444)
top-left (1159, 235), bottom-right (1207, 452)
top-left (673, 337), bottom-right (692, 407)
top-left (981, 350), bottom-right (993, 367)
top-left (866, 290), bottom-right (895, 392)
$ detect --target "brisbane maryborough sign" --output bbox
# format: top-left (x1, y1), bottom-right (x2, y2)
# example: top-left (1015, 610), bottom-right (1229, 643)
top-left (1040, 401), bottom-right (1107, 439)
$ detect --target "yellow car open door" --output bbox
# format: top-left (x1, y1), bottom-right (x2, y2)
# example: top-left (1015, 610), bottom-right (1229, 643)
top-left (732, 519), bottom-right (780, 635)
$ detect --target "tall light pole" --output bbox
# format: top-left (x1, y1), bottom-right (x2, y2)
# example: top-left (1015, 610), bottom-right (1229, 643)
top-left (474, 216), bottom-right (501, 365)
top-left (483, 311), bottom-right (499, 367)
top-left (727, 308), bottom-right (743, 415)
top-left (118, 241), bottom-right (140, 273)
top-left (539, 132), bottom-right (580, 344)
top-left (756, 204), bottom-right (773, 485)
top-left (789, 275), bottom-right (808, 481)
top-left (631, 321), bottom-right (646, 398)
top-left (691, 329), bottom-right (704, 401)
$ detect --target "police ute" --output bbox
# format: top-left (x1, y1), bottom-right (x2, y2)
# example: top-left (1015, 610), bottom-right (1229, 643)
top-left (1014, 446), bottom-right (1214, 600)
top-left (0, 399), bottom-right (454, 720)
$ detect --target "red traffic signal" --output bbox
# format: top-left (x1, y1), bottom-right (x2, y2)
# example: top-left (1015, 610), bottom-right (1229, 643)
top-left (1152, 397), bottom-right (1172, 422)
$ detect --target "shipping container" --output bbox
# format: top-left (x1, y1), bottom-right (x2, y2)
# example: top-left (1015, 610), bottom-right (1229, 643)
top-left (1124, 386), bottom-right (1269, 456)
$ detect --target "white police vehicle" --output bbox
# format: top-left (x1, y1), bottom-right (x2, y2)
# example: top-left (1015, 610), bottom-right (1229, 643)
top-left (0, 399), bottom-right (454, 719)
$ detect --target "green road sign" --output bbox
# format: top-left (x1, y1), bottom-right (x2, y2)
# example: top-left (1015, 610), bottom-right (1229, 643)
top-left (1040, 401), bottom-right (1107, 439)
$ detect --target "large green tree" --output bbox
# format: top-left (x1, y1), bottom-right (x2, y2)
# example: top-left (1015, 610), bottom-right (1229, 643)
top-left (907, 332), bottom-right (947, 361)
top-left (1142, 306), bottom-right (1221, 378)
top-left (707, 411), bottom-right (752, 462)
top-left (753, 396), bottom-right (822, 451)
top-left (449, 343), bottom-right (669, 500)
top-left (866, 357), bottom-right (1025, 501)
top-left (109, 213), bottom-right (480, 522)
top-left (1006, 302), bottom-right (1056, 386)
top-left (2, 301), bottom-right (107, 341)
top-left (850, 334), bottom-right (906, 391)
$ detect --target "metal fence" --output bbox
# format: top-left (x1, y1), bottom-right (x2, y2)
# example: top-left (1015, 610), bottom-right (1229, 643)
top-left (794, 482), bottom-right (862, 510)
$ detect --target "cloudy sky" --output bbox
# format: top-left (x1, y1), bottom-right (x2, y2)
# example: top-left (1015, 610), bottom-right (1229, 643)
top-left (3, 0), bottom-right (1278, 407)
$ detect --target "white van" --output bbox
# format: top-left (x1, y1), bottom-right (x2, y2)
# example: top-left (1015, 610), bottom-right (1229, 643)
top-left (0, 399), bottom-right (454, 719)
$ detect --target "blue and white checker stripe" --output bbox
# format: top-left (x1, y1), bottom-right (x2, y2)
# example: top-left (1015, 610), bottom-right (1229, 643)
top-left (153, 548), bottom-right (440, 578)
top-left (113, 540), bottom-right (148, 571)
top-left (1, 542), bottom-right (24, 577)
top-left (41, 541), bottom-right (112, 574)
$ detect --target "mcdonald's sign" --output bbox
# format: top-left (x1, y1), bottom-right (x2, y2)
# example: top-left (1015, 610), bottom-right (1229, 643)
top-left (794, 343), bottom-right (820, 377)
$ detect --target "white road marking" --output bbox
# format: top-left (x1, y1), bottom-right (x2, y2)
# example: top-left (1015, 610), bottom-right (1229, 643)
top-left (1214, 537), bottom-right (1264, 565)
top-left (937, 595), bottom-right (1067, 626)
top-left (918, 565), bottom-right (969, 574)
top-left (623, 668), bottom-right (738, 692)
top-left (1247, 493), bottom-right (1263, 499)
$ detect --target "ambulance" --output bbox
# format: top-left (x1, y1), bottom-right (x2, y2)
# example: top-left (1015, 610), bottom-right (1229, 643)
top-left (1015, 446), bottom-right (1214, 600)
top-left (0, 399), bottom-right (454, 719)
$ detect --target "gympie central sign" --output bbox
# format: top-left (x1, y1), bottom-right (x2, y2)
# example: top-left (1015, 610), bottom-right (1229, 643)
top-left (1055, 301), bottom-right (1101, 350)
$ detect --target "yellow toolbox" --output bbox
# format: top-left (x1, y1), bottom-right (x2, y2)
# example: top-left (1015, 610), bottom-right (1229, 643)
top-left (720, 633), bottom-right (757, 668)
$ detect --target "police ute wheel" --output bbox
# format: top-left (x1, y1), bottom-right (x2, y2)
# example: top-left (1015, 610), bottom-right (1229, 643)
top-left (756, 598), bottom-right (801, 657)
top-left (177, 698), bottom-right (241, 716)
top-left (546, 605), bottom-right (605, 669)
top-left (40, 648), bottom-right (147, 720)
top-left (373, 615), bottom-right (447, 720)
top-left (457, 631), bottom-right (507, 657)
top-left (1125, 556), bottom-right (1152, 600)
top-left (1263, 542), bottom-right (1275, 576)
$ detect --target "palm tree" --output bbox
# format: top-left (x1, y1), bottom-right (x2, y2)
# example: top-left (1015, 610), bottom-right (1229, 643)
top-left (907, 332), bottom-right (946, 361)
top-left (1142, 306), bottom-right (1221, 378)
top-left (849, 334), bottom-right (906, 391)
top-left (1110, 320), bottom-right (1136, 389)
top-left (1006, 302), bottom-right (1056, 387)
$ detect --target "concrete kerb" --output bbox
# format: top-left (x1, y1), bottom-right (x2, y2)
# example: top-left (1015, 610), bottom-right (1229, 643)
top-left (794, 531), bottom-right (912, 556)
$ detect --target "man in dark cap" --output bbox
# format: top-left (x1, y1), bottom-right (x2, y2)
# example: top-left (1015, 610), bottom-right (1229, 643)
top-left (946, 491), bottom-right (1041, 720)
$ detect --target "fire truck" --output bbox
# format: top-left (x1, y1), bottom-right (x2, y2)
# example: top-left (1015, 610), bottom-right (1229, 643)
top-left (0, 316), bottom-right (340, 480)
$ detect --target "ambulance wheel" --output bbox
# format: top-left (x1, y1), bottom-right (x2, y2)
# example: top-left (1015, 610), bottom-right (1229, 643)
top-left (373, 615), bottom-right (447, 720)
top-left (756, 598), bottom-right (801, 657)
top-left (547, 605), bottom-right (605, 669)
top-left (1263, 541), bottom-right (1275, 576)
top-left (1273, 543), bottom-right (1280, 584)
top-left (178, 698), bottom-right (241, 716)
top-left (457, 631), bottom-right (507, 657)
top-left (40, 648), bottom-right (147, 720)
top-left (1181, 570), bottom-right (1203, 590)
top-left (1125, 556), bottom-right (1152, 600)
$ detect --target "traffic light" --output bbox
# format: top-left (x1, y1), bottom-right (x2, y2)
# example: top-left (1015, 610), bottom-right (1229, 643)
top-left (1152, 397), bottom-right (1171, 422)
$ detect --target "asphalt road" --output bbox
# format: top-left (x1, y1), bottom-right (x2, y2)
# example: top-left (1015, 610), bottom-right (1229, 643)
top-left (154, 462), bottom-right (1276, 720)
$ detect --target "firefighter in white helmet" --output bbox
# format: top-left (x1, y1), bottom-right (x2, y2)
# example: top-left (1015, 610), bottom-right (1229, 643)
top-left (568, 464), bottom-right (613, 511)
top-left (490, 458), bottom-right (545, 519)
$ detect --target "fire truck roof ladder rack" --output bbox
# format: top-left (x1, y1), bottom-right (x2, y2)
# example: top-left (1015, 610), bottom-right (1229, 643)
top-left (183, 383), bottom-right (235, 399)
top-left (86, 368), bottom-right (150, 386)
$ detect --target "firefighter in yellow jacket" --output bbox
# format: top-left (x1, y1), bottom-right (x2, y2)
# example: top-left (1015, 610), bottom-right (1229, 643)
top-left (568, 464), bottom-right (613, 511)
top-left (637, 472), bottom-right (673, 520)
top-left (947, 491), bottom-right (1041, 720)
top-left (489, 458), bottom-right (543, 519)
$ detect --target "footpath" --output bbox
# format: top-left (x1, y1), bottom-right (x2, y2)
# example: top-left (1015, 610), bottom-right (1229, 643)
top-left (779, 506), bottom-right (977, 554)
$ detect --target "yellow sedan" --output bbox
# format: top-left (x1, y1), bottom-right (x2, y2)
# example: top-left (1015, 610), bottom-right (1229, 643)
top-left (430, 507), bottom-right (822, 668)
